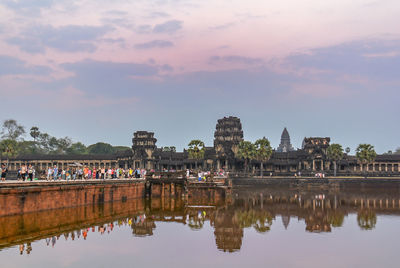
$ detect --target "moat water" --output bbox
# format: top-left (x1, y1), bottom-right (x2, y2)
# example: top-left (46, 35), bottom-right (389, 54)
top-left (1, 180), bottom-right (400, 267)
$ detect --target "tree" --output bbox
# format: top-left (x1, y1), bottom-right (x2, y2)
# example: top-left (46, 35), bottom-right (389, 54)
top-left (56, 137), bottom-right (72, 154)
top-left (236, 141), bottom-right (256, 174)
top-left (254, 137), bottom-right (273, 178)
top-left (327, 143), bottom-right (344, 177)
top-left (345, 147), bottom-right (351, 154)
top-left (30, 126), bottom-right (40, 142)
top-left (66, 142), bottom-right (88, 154)
top-left (113, 146), bottom-right (131, 152)
top-left (87, 142), bottom-right (115, 155)
top-left (17, 141), bottom-right (37, 155)
top-left (0, 139), bottom-right (18, 160)
top-left (1, 119), bottom-right (25, 140)
top-left (37, 133), bottom-right (51, 152)
top-left (187, 140), bottom-right (205, 170)
top-left (356, 144), bottom-right (377, 176)
top-left (162, 146), bottom-right (176, 152)
top-left (395, 147), bottom-right (400, 155)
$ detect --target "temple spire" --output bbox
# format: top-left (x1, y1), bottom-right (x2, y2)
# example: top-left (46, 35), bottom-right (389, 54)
top-left (277, 127), bottom-right (294, 152)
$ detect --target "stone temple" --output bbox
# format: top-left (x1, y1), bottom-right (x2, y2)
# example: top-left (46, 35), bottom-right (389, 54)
top-left (276, 128), bottom-right (294, 153)
top-left (6, 116), bottom-right (400, 177)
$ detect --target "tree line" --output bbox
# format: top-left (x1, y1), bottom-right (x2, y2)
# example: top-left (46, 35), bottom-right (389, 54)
top-left (0, 119), bottom-right (130, 159)
top-left (186, 137), bottom-right (383, 177)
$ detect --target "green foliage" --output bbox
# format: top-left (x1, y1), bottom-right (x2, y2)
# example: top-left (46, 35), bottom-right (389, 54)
top-left (113, 146), bottom-right (131, 152)
top-left (327, 144), bottom-right (344, 161)
top-left (356, 144), bottom-right (377, 164)
top-left (254, 137), bottom-right (273, 162)
top-left (30, 126), bottom-right (40, 142)
top-left (345, 147), bottom-right (351, 154)
top-left (162, 146), bottom-right (176, 152)
top-left (237, 141), bottom-right (256, 161)
top-left (66, 142), bottom-right (88, 155)
top-left (1, 119), bottom-right (25, 140)
top-left (17, 141), bottom-right (37, 155)
top-left (395, 148), bottom-right (400, 155)
top-left (87, 142), bottom-right (115, 155)
top-left (187, 140), bottom-right (205, 160)
top-left (0, 139), bottom-right (18, 159)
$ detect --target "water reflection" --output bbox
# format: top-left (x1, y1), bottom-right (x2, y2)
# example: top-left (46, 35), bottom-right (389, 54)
top-left (2, 181), bottom-right (400, 255)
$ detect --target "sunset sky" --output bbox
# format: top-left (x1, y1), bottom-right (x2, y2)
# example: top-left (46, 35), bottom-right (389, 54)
top-left (0, 0), bottom-right (399, 152)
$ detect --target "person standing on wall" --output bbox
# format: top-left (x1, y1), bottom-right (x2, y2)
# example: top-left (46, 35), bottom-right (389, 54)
top-left (1, 164), bottom-right (8, 181)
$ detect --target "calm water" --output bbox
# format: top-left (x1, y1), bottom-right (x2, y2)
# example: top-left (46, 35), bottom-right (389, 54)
top-left (1, 180), bottom-right (400, 267)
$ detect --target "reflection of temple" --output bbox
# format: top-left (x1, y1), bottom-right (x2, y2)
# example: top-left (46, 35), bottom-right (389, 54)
top-left (281, 215), bottom-right (290, 230)
top-left (213, 209), bottom-right (243, 253)
top-left (1, 182), bottom-right (400, 254)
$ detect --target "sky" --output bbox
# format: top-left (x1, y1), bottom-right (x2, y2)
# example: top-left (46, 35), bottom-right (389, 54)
top-left (0, 0), bottom-right (399, 153)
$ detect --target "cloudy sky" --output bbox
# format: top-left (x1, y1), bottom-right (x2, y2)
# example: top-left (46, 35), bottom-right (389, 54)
top-left (0, 0), bottom-right (399, 153)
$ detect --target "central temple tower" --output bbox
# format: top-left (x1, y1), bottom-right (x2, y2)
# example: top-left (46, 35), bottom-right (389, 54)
top-left (213, 116), bottom-right (244, 170)
top-left (276, 128), bottom-right (294, 152)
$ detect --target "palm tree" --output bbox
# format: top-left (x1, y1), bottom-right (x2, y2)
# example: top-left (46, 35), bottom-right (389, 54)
top-left (345, 147), bottom-right (350, 154)
top-left (254, 137), bottom-right (273, 178)
top-left (327, 143), bottom-right (344, 177)
top-left (356, 144), bottom-right (377, 177)
top-left (187, 140), bottom-right (205, 170)
top-left (236, 141), bottom-right (256, 174)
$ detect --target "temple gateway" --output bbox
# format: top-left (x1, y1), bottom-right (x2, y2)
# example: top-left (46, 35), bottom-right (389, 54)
top-left (6, 116), bottom-right (400, 176)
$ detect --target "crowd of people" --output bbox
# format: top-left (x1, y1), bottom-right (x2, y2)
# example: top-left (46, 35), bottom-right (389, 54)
top-left (43, 165), bottom-right (146, 181)
top-left (0, 163), bottom-right (148, 181)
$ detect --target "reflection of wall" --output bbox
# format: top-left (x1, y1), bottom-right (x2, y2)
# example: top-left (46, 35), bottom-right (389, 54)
top-left (0, 198), bottom-right (145, 249)
top-left (0, 181), bottom-right (145, 217)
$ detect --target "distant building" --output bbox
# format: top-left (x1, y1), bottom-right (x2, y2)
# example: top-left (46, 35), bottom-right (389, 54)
top-left (276, 128), bottom-right (294, 153)
top-left (4, 116), bottom-right (400, 177)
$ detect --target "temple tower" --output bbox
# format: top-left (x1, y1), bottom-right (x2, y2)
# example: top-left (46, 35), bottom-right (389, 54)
top-left (213, 116), bottom-right (244, 170)
top-left (132, 131), bottom-right (157, 169)
top-left (276, 128), bottom-right (294, 153)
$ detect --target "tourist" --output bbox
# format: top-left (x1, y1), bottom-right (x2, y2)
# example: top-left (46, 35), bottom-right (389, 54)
top-left (27, 165), bottom-right (34, 181)
top-left (1, 164), bottom-right (7, 181)
top-left (101, 167), bottom-right (105, 179)
top-left (21, 164), bottom-right (27, 181)
top-left (47, 167), bottom-right (53, 181)
top-left (53, 165), bottom-right (58, 181)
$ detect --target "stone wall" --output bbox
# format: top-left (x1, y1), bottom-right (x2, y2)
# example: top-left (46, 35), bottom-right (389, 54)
top-left (0, 180), bottom-right (145, 217)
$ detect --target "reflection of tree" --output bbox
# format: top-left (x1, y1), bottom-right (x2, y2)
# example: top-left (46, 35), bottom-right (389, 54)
top-left (234, 209), bottom-right (273, 233)
top-left (328, 211), bottom-right (345, 227)
top-left (357, 210), bottom-right (377, 230)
